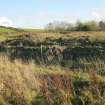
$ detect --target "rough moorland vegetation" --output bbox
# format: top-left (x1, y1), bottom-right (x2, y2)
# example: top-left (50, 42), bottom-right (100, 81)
top-left (0, 55), bottom-right (105, 105)
top-left (0, 27), bottom-right (105, 105)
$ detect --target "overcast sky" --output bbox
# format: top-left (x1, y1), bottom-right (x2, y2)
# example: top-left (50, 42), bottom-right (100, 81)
top-left (0, 0), bottom-right (105, 28)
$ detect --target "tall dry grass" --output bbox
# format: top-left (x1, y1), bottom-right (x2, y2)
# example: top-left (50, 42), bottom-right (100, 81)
top-left (0, 54), bottom-right (73, 105)
top-left (0, 54), bottom-right (104, 105)
top-left (0, 54), bottom-right (41, 105)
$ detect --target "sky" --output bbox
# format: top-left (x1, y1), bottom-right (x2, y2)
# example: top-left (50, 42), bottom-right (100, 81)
top-left (0, 0), bottom-right (105, 28)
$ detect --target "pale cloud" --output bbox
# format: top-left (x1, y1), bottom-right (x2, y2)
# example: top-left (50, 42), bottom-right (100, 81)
top-left (91, 8), bottom-right (105, 20)
top-left (0, 17), bottom-right (13, 27)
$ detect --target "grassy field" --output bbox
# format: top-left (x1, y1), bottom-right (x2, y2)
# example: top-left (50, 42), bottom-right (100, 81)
top-left (1, 27), bottom-right (105, 42)
top-left (0, 27), bottom-right (16, 33)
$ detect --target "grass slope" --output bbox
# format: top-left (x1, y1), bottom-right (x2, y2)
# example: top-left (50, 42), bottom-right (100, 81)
top-left (0, 26), bottom-right (25, 33)
top-left (0, 27), bottom-right (16, 33)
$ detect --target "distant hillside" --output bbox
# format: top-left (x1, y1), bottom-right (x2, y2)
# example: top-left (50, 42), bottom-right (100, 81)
top-left (0, 26), bottom-right (25, 33)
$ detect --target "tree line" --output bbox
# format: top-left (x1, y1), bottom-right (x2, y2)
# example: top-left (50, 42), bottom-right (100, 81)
top-left (45, 20), bottom-right (105, 32)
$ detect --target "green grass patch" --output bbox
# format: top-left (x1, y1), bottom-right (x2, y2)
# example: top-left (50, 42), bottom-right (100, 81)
top-left (0, 27), bottom-right (16, 33)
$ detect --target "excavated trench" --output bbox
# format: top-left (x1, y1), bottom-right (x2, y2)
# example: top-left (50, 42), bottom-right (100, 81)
top-left (0, 35), bottom-right (105, 69)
